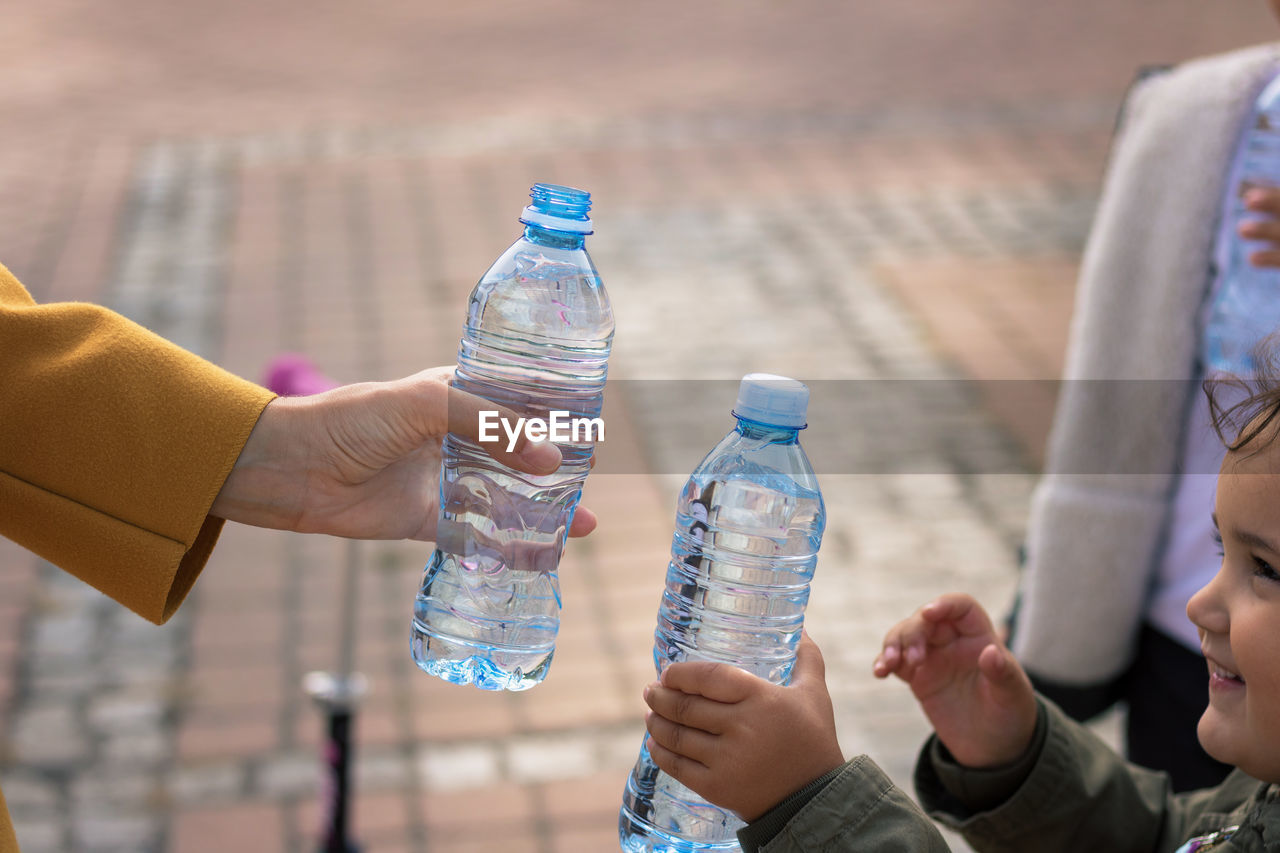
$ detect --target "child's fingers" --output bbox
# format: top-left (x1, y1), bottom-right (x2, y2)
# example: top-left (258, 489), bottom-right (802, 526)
top-left (875, 595), bottom-right (964, 677)
top-left (872, 638), bottom-right (924, 679)
top-left (873, 616), bottom-right (928, 679)
top-left (791, 631), bottom-right (828, 688)
top-left (875, 593), bottom-right (1001, 679)
top-left (645, 709), bottom-right (719, 766)
top-left (645, 734), bottom-right (712, 796)
top-left (871, 642), bottom-right (898, 679)
top-left (977, 643), bottom-right (1032, 700)
top-left (872, 627), bottom-right (904, 679)
top-left (921, 593), bottom-right (996, 640)
top-left (920, 593), bottom-right (979, 626)
top-left (643, 682), bottom-right (728, 734)
top-left (659, 660), bottom-right (757, 705)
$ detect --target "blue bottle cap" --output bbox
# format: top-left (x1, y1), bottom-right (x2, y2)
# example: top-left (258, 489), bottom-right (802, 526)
top-left (733, 373), bottom-right (809, 429)
top-left (520, 183), bottom-right (593, 234)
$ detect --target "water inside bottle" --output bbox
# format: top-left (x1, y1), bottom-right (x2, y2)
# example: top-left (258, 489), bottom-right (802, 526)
top-left (621, 425), bottom-right (824, 850)
top-left (411, 238), bottom-right (612, 691)
top-left (619, 742), bottom-right (745, 853)
top-left (655, 466), bottom-right (822, 684)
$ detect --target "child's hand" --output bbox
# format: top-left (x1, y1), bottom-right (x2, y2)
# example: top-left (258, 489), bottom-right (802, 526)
top-left (1240, 187), bottom-right (1280, 268)
top-left (872, 593), bottom-right (1036, 769)
top-left (641, 632), bottom-right (845, 822)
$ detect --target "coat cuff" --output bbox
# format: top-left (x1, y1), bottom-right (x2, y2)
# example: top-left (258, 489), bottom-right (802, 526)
top-left (738, 766), bottom-right (846, 852)
top-left (916, 700), bottom-right (1048, 817)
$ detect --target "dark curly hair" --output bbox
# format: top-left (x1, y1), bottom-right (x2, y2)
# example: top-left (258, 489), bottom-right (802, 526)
top-left (1206, 334), bottom-right (1280, 453)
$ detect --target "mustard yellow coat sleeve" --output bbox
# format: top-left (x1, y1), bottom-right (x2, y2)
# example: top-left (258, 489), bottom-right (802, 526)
top-left (0, 262), bottom-right (276, 622)
top-left (1, 262), bottom-right (276, 850)
top-left (0, 785), bottom-right (14, 853)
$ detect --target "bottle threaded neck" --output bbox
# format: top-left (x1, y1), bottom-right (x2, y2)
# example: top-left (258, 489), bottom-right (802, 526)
top-left (522, 183), bottom-right (593, 234)
top-left (531, 184), bottom-right (590, 217)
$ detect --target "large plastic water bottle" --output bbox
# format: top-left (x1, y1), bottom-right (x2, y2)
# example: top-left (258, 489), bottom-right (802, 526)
top-left (619, 374), bottom-right (826, 852)
top-left (410, 183), bottom-right (614, 692)
top-left (1204, 71), bottom-right (1280, 376)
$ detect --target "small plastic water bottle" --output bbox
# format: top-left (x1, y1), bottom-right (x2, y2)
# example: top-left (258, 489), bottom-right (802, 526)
top-left (619, 374), bottom-right (826, 852)
top-left (1204, 71), bottom-right (1280, 376)
top-left (410, 183), bottom-right (614, 692)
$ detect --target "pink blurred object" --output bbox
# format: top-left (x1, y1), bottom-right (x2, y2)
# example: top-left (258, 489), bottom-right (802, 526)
top-left (263, 353), bottom-right (339, 397)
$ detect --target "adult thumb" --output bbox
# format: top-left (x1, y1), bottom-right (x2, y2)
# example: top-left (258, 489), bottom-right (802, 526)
top-left (441, 381), bottom-right (563, 475)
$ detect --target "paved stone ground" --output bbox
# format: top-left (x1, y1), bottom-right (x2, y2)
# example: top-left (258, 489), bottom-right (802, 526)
top-left (0, 3), bottom-right (1274, 852)
top-left (0, 103), bottom-right (1095, 853)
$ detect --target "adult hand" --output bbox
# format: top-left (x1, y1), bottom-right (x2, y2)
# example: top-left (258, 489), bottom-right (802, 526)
top-left (210, 366), bottom-right (598, 540)
top-left (642, 632), bottom-right (845, 822)
top-left (872, 593), bottom-right (1037, 768)
top-left (1239, 186), bottom-right (1280, 268)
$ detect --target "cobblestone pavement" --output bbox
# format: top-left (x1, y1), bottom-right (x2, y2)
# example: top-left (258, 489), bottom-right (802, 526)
top-left (2, 103), bottom-right (1095, 853)
top-left (0, 3), bottom-right (1273, 852)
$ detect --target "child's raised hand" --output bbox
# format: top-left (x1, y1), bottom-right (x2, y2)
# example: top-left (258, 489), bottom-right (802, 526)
top-left (872, 593), bottom-right (1036, 769)
top-left (1240, 186), bottom-right (1280, 268)
top-left (641, 632), bottom-right (845, 822)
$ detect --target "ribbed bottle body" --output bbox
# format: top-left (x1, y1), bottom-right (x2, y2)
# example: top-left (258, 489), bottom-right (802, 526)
top-left (621, 420), bottom-right (824, 850)
top-left (412, 200), bottom-right (613, 692)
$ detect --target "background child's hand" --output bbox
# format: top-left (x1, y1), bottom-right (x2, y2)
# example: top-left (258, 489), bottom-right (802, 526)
top-left (641, 632), bottom-right (845, 822)
top-left (872, 593), bottom-right (1037, 768)
top-left (1240, 186), bottom-right (1280, 268)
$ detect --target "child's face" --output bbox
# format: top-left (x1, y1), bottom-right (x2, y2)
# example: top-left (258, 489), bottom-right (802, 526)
top-left (1187, 422), bottom-right (1280, 782)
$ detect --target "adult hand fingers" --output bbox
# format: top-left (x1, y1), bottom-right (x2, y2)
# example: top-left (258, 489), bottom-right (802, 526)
top-left (444, 382), bottom-right (563, 475)
top-left (1244, 187), bottom-right (1280, 216)
top-left (568, 505), bottom-right (597, 538)
top-left (1239, 218), bottom-right (1280, 244)
top-left (1249, 248), bottom-right (1280, 269)
top-left (423, 368), bottom-right (597, 534)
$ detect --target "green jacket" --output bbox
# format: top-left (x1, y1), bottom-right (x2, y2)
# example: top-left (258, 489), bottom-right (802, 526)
top-left (741, 700), bottom-right (1277, 852)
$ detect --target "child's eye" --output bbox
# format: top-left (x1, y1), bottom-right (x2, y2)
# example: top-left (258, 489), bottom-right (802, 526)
top-left (1212, 529), bottom-right (1224, 558)
top-left (1253, 557), bottom-right (1280, 584)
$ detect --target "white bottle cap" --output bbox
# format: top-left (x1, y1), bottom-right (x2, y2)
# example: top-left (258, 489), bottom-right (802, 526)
top-left (732, 373), bottom-right (809, 429)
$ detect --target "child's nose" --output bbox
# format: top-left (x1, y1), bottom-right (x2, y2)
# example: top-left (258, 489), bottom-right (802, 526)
top-left (1187, 569), bottom-right (1229, 635)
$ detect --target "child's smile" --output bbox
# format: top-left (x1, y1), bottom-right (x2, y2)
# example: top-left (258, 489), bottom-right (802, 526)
top-left (1187, 416), bottom-right (1280, 783)
top-left (1205, 653), bottom-right (1245, 692)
